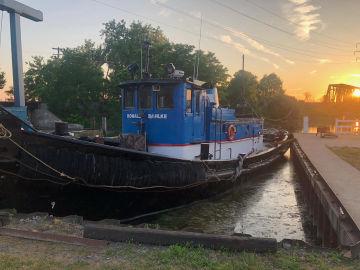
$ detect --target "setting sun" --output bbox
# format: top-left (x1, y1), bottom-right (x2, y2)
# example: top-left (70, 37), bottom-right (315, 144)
top-left (353, 89), bottom-right (360, 97)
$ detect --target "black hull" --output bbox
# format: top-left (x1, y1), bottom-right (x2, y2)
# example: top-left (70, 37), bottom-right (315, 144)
top-left (0, 152), bottom-right (287, 221)
top-left (0, 107), bottom-right (292, 219)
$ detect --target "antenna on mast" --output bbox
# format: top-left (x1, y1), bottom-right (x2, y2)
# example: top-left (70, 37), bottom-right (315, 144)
top-left (140, 41), bottom-right (143, 79)
top-left (143, 40), bottom-right (151, 78)
top-left (195, 13), bottom-right (203, 80)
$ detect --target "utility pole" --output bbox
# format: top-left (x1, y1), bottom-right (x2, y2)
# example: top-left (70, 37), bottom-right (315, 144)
top-left (354, 43), bottom-right (360, 62)
top-left (52, 46), bottom-right (63, 59)
top-left (242, 54), bottom-right (245, 71)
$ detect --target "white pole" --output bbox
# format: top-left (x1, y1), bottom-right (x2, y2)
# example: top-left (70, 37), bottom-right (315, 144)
top-left (303, 116), bottom-right (309, 133)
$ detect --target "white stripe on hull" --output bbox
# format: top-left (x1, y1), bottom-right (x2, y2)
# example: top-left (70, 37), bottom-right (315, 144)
top-left (148, 136), bottom-right (264, 160)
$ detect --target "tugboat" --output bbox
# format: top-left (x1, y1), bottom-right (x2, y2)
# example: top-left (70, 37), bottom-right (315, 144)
top-left (0, 1), bottom-right (291, 219)
top-left (0, 61), bottom-right (291, 219)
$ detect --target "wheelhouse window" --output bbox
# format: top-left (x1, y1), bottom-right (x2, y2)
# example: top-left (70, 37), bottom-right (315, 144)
top-left (138, 85), bottom-right (152, 109)
top-left (157, 85), bottom-right (174, 109)
top-left (123, 87), bottom-right (135, 109)
top-left (186, 89), bottom-right (192, 113)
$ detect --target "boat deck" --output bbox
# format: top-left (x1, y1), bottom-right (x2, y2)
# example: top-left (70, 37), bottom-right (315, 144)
top-left (294, 133), bottom-right (360, 231)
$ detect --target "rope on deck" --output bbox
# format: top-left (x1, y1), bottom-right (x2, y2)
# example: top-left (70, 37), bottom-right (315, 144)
top-left (0, 123), bottom-right (240, 192)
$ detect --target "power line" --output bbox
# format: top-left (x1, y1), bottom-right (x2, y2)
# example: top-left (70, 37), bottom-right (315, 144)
top-left (208, 0), bottom-right (349, 51)
top-left (209, 0), bottom-right (295, 36)
top-left (254, 38), bottom-right (345, 59)
top-left (242, 0), bottom-right (352, 46)
top-left (88, 0), bottom-right (241, 54)
top-left (88, 0), bottom-right (252, 53)
top-left (89, 0), bottom-right (197, 37)
top-left (253, 34), bottom-right (350, 57)
top-left (88, 0), bottom-right (351, 66)
top-left (158, 2), bottom-right (349, 59)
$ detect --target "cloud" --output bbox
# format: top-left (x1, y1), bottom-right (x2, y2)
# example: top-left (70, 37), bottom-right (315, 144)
top-left (212, 22), bottom-right (295, 65)
top-left (351, 74), bottom-right (360, 77)
top-left (289, 0), bottom-right (308, 4)
top-left (220, 35), bottom-right (233, 44)
top-left (150, 0), bottom-right (168, 4)
top-left (273, 64), bottom-right (280, 70)
top-left (189, 11), bottom-right (202, 19)
top-left (309, 70), bottom-right (317, 75)
top-left (218, 35), bottom-right (271, 63)
top-left (318, 58), bottom-right (332, 64)
top-left (220, 35), bottom-right (251, 55)
top-left (158, 8), bottom-right (172, 17)
top-left (283, 0), bottom-right (322, 40)
top-left (155, 3), bottom-right (295, 66)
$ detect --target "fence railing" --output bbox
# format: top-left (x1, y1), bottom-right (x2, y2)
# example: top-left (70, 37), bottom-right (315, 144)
top-left (335, 119), bottom-right (360, 134)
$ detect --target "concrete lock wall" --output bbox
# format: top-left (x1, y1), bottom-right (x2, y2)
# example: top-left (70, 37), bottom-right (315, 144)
top-left (291, 141), bottom-right (360, 258)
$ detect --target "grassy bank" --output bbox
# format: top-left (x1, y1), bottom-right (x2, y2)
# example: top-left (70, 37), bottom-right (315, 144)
top-left (0, 235), bottom-right (358, 270)
top-left (1, 212), bottom-right (359, 269)
top-left (329, 146), bottom-right (360, 171)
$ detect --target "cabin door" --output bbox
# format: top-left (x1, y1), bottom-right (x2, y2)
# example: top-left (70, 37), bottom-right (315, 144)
top-left (192, 90), bottom-right (205, 141)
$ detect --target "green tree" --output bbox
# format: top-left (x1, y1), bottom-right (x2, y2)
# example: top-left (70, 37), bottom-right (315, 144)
top-left (23, 20), bottom-right (228, 130)
top-left (258, 73), bottom-right (284, 98)
top-left (226, 70), bottom-right (259, 115)
top-left (24, 40), bottom-right (108, 128)
top-left (101, 20), bottom-right (169, 94)
top-left (0, 70), bottom-right (5, 90)
top-left (257, 73), bottom-right (300, 131)
top-left (257, 73), bottom-right (285, 114)
top-left (101, 20), bottom-right (228, 91)
top-left (195, 51), bottom-right (228, 86)
top-left (263, 94), bottom-right (301, 131)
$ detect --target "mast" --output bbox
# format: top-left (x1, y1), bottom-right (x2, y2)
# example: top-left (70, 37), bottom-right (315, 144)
top-left (143, 40), bottom-right (151, 78)
top-left (195, 13), bottom-right (203, 80)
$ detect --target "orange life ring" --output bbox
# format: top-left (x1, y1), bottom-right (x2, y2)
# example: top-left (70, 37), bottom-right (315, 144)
top-left (227, 124), bottom-right (237, 140)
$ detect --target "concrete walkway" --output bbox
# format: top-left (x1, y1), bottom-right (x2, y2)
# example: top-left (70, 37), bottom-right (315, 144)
top-left (294, 134), bottom-right (360, 230)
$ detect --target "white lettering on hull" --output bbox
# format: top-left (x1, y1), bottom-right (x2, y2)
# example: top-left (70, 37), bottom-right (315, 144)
top-left (147, 114), bottom-right (168, 119)
top-left (126, 113), bottom-right (168, 119)
top-left (126, 113), bottom-right (141, 119)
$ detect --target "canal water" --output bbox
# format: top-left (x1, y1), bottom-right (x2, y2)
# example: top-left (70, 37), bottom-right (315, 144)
top-left (141, 151), bottom-right (314, 242)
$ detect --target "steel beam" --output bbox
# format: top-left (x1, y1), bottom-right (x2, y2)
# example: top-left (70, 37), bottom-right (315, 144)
top-left (0, 0), bottom-right (43, 107)
top-left (9, 12), bottom-right (24, 107)
top-left (0, 0), bottom-right (43, 21)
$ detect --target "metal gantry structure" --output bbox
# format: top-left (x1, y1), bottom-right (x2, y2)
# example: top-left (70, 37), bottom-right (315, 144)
top-left (324, 84), bottom-right (358, 103)
top-left (0, 0), bottom-right (43, 108)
